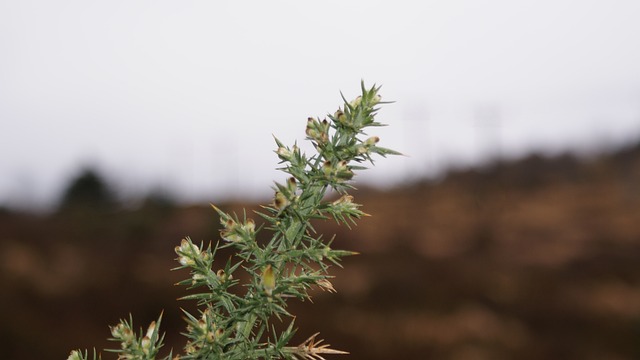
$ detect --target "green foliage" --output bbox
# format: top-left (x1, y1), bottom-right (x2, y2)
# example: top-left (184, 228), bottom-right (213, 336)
top-left (68, 82), bottom-right (398, 360)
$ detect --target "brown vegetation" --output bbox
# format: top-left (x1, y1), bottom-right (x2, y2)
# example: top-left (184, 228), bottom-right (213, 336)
top-left (1, 142), bottom-right (640, 359)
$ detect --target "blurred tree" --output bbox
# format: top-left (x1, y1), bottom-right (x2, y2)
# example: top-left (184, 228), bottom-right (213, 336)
top-left (140, 188), bottom-right (176, 211)
top-left (0, 205), bottom-right (11, 215)
top-left (58, 168), bottom-right (117, 212)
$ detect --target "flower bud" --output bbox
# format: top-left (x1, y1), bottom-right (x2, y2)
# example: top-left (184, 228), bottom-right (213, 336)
top-left (322, 161), bottom-right (333, 177)
top-left (178, 256), bottom-right (193, 266)
top-left (141, 336), bottom-right (151, 353)
top-left (262, 264), bottom-right (276, 296)
top-left (332, 194), bottom-right (355, 206)
top-left (305, 117), bottom-right (329, 144)
top-left (243, 218), bottom-right (255, 233)
top-left (192, 273), bottom-right (206, 285)
top-left (220, 217), bottom-right (250, 243)
top-left (370, 94), bottom-right (381, 106)
top-left (206, 330), bottom-right (217, 343)
top-left (178, 238), bottom-right (200, 256)
top-left (110, 323), bottom-right (125, 338)
top-left (334, 109), bottom-right (348, 125)
top-left (318, 120), bottom-right (330, 143)
top-left (332, 194), bottom-right (359, 212)
top-left (356, 136), bottom-right (380, 155)
top-left (320, 118), bottom-right (330, 131)
top-left (273, 191), bottom-right (290, 211)
top-left (335, 160), bottom-right (354, 181)
top-left (349, 96), bottom-right (362, 108)
top-left (67, 351), bottom-right (82, 360)
top-left (185, 341), bottom-right (196, 354)
top-left (287, 177), bottom-right (297, 194)
top-left (176, 238), bottom-right (201, 265)
top-left (276, 146), bottom-right (292, 161)
top-left (216, 269), bottom-right (232, 283)
top-left (322, 245), bottom-right (331, 258)
top-left (364, 136), bottom-right (380, 146)
top-left (145, 321), bottom-right (156, 339)
top-left (337, 169), bottom-right (354, 181)
top-left (110, 322), bottom-right (134, 347)
top-left (221, 231), bottom-right (242, 243)
top-left (305, 117), bottom-right (318, 138)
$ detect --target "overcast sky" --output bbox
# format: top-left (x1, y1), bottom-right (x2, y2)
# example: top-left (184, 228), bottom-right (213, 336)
top-left (2, 1), bottom-right (640, 209)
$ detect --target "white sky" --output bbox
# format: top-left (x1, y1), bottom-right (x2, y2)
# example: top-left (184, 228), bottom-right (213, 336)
top-left (1, 1), bottom-right (640, 209)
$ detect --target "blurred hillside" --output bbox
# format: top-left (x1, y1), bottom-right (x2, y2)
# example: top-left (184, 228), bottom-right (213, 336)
top-left (1, 141), bottom-right (640, 360)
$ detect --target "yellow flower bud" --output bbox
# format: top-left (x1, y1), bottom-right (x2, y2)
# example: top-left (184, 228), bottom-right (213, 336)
top-left (335, 160), bottom-right (354, 181)
top-left (177, 238), bottom-right (200, 257)
top-left (305, 117), bottom-right (330, 144)
top-left (145, 321), bottom-right (156, 339)
top-left (191, 273), bottom-right (206, 285)
top-left (185, 341), bottom-right (197, 354)
top-left (221, 230), bottom-right (242, 243)
top-left (321, 118), bottom-right (330, 129)
top-left (334, 109), bottom-right (348, 125)
top-left (356, 136), bottom-right (380, 155)
top-left (262, 264), bottom-right (276, 296)
top-left (216, 269), bottom-right (232, 283)
top-left (206, 330), bottom-right (216, 343)
top-left (273, 191), bottom-right (290, 211)
top-left (243, 218), bottom-right (255, 233)
top-left (332, 194), bottom-right (354, 206)
top-left (322, 161), bottom-right (333, 177)
top-left (287, 177), bottom-right (297, 193)
top-left (305, 117), bottom-right (318, 137)
top-left (276, 146), bottom-right (292, 161)
top-left (141, 336), bottom-right (151, 352)
top-left (364, 136), bottom-right (380, 146)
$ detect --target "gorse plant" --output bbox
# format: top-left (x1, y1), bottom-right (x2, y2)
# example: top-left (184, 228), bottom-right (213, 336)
top-left (68, 82), bottom-right (399, 360)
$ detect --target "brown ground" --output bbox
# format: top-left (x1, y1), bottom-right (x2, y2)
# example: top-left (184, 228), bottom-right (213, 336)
top-left (1, 142), bottom-right (640, 359)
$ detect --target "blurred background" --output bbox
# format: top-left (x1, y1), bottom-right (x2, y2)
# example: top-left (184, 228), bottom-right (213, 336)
top-left (1, 1), bottom-right (640, 359)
